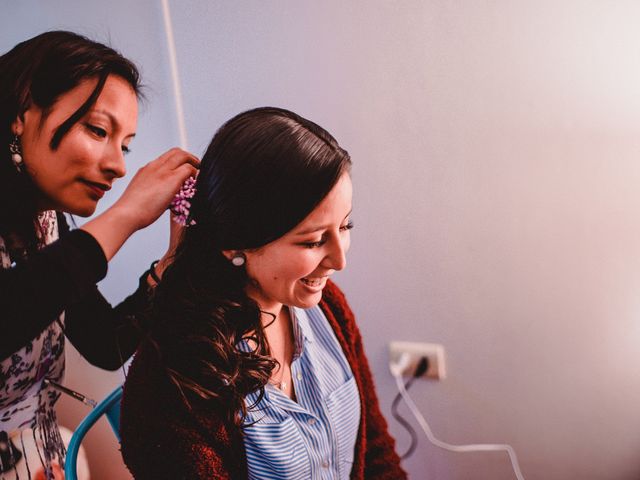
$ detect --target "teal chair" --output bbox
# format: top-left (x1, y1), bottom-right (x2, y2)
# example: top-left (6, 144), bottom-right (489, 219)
top-left (64, 386), bottom-right (123, 480)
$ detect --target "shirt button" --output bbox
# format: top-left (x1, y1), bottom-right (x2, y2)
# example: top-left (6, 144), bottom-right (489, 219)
top-left (307, 418), bottom-right (316, 425)
top-left (296, 373), bottom-right (302, 380)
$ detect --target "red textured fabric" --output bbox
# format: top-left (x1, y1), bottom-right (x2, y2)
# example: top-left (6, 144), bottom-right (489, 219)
top-left (120, 280), bottom-right (407, 479)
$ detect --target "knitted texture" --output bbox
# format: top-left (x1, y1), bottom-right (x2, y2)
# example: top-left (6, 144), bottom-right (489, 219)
top-left (120, 280), bottom-right (406, 479)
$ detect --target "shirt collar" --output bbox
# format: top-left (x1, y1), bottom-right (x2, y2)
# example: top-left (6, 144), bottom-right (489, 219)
top-left (290, 306), bottom-right (316, 359)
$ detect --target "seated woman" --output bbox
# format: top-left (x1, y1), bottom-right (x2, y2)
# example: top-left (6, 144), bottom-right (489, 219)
top-left (120, 107), bottom-right (406, 479)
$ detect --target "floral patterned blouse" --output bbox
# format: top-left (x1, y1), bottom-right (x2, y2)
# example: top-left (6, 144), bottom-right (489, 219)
top-left (0, 211), bottom-right (66, 479)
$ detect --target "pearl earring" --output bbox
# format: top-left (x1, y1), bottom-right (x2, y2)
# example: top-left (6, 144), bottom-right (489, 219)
top-left (231, 252), bottom-right (246, 267)
top-left (9, 135), bottom-right (23, 173)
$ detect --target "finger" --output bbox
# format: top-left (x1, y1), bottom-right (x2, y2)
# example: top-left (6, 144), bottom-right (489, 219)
top-left (163, 149), bottom-right (200, 170)
top-left (151, 147), bottom-right (185, 165)
top-left (184, 155), bottom-right (200, 169)
top-left (171, 162), bottom-right (198, 185)
top-left (165, 163), bottom-right (198, 195)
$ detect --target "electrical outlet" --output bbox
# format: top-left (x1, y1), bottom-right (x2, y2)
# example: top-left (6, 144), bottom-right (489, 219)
top-left (389, 341), bottom-right (446, 380)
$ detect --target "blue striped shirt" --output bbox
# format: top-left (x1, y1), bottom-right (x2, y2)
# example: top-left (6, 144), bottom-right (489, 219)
top-left (240, 305), bottom-right (361, 479)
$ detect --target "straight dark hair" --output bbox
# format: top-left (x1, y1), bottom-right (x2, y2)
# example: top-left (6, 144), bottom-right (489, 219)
top-left (0, 30), bottom-right (141, 255)
top-left (150, 107), bottom-right (352, 425)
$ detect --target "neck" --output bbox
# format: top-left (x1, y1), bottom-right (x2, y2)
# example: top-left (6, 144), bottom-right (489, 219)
top-left (256, 301), bottom-right (284, 328)
top-left (263, 307), bottom-right (293, 358)
top-left (264, 307), bottom-right (296, 399)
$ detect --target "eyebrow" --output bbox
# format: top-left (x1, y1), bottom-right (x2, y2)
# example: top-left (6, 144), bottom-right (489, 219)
top-left (294, 209), bottom-right (352, 236)
top-left (91, 109), bottom-right (136, 139)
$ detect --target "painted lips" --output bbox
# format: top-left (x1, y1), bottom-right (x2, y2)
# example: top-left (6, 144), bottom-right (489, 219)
top-left (81, 180), bottom-right (110, 200)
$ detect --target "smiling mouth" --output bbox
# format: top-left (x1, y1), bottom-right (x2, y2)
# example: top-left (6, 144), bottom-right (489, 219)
top-left (300, 276), bottom-right (328, 287)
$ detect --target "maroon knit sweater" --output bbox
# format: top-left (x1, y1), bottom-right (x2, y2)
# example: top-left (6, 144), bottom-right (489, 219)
top-left (120, 280), bottom-right (407, 479)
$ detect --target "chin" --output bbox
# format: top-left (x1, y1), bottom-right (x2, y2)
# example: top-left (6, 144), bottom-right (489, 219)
top-left (293, 292), bottom-right (324, 309)
top-left (66, 202), bottom-right (98, 217)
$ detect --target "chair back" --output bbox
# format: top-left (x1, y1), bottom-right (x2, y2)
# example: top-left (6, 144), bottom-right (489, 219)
top-left (64, 385), bottom-right (123, 480)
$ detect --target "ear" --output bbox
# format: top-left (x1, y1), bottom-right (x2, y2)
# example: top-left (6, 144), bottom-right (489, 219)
top-left (11, 114), bottom-right (25, 136)
top-left (221, 250), bottom-right (236, 261)
top-left (11, 102), bottom-right (38, 136)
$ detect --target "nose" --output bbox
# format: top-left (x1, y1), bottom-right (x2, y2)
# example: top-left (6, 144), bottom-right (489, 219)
top-left (102, 146), bottom-right (127, 179)
top-left (326, 234), bottom-right (348, 272)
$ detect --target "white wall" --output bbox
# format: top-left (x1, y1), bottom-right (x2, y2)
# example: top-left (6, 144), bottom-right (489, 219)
top-left (5, 2), bottom-right (640, 479)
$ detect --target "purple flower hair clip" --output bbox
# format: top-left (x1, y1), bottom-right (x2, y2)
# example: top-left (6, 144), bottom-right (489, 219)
top-left (170, 175), bottom-right (197, 226)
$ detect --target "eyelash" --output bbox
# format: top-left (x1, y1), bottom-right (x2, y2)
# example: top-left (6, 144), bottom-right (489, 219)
top-left (86, 124), bottom-right (107, 138)
top-left (86, 123), bottom-right (131, 155)
top-left (301, 221), bottom-right (354, 249)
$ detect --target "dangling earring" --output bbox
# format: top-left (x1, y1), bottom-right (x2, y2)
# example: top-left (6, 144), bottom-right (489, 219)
top-left (9, 135), bottom-right (23, 173)
top-left (231, 252), bottom-right (246, 267)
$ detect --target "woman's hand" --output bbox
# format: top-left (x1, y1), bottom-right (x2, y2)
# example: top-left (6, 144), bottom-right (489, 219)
top-left (112, 148), bottom-right (199, 231)
top-left (81, 148), bottom-right (199, 261)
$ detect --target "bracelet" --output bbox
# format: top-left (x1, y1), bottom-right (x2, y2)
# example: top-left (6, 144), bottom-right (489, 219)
top-left (148, 260), bottom-right (161, 285)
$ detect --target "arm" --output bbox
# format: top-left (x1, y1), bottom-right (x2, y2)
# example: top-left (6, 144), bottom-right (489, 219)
top-left (0, 229), bottom-right (107, 361)
top-left (0, 148), bottom-right (197, 363)
top-left (62, 268), bottom-right (153, 370)
top-left (123, 417), bottom-right (235, 479)
top-left (122, 417), bottom-right (234, 480)
top-left (64, 211), bottom-right (187, 370)
top-left (62, 151), bottom-right (196, 368)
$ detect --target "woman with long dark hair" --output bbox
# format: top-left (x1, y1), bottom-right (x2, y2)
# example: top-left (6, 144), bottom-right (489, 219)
top-left (121, 107), bottom-right (406, 479)
top-left (0, 31), bottom-right (198, 478)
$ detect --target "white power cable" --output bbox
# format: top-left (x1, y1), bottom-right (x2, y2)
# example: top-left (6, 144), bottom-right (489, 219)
top-left (390, 354), bottom-right (525, 480)
top-left (161, 0), bottom-right (188, 150)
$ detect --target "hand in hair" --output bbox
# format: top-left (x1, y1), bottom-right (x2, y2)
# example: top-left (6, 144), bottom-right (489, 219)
top-left (114, 148), bottom-right (199, 229)
top-left (81, 148), bottom-right (199, 261)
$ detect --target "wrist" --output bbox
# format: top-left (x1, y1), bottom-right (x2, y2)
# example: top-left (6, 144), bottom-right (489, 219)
top-left (80, 205), bottom-right (141, 262)
top-left (107, 201), bottom-right (144, 234)
top-left (146, 259), bottom-right (162, 287)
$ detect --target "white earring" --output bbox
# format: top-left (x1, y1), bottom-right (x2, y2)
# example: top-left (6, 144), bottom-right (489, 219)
top-left (231, 252), bottom-right (246, 267)
top-left (9, 135), bottom-right (23, 173)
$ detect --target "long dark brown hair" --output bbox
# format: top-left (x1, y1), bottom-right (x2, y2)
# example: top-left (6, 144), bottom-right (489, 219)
top-left (0, 30), bottom-right (141, 255)
top-left (150, 107), bottom-right (351, 425)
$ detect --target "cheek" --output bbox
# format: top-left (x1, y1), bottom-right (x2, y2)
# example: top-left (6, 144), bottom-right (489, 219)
top-left (251, 250), bottom-right (322, 288)
top-left (20, 135), bottom-right (50, 177)
top-left (273, 259), bottom-right (310, 285)
top-left (291, 253), bottom-right (324, 278)
top-left (61, 134), bottom-right (102, 167)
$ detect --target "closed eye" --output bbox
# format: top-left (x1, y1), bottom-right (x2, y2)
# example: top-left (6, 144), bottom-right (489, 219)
top-left (85, 123), bottom-right (107, 138)
top-left (340, 221), bottom-right (354, 232)
top-left (300, 222), bottom-right (353, 248)
top-left (301, 239), bottom-right (326, 249)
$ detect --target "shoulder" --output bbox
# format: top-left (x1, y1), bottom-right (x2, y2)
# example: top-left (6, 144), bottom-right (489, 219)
top-left (121, 341), bottom-right (244, 477)
top-left (122, 341), bottom-right (201, 428)
top-left (122, 340), bottom-right (237, 440)
top-left (319, 279), bottom-right (361, 349)
top-left (122, 342), bottom-right (205, 449)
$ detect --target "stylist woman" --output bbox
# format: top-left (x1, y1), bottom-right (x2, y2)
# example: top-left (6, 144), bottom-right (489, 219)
top-left (0, 30), bottom-right (198, 478)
